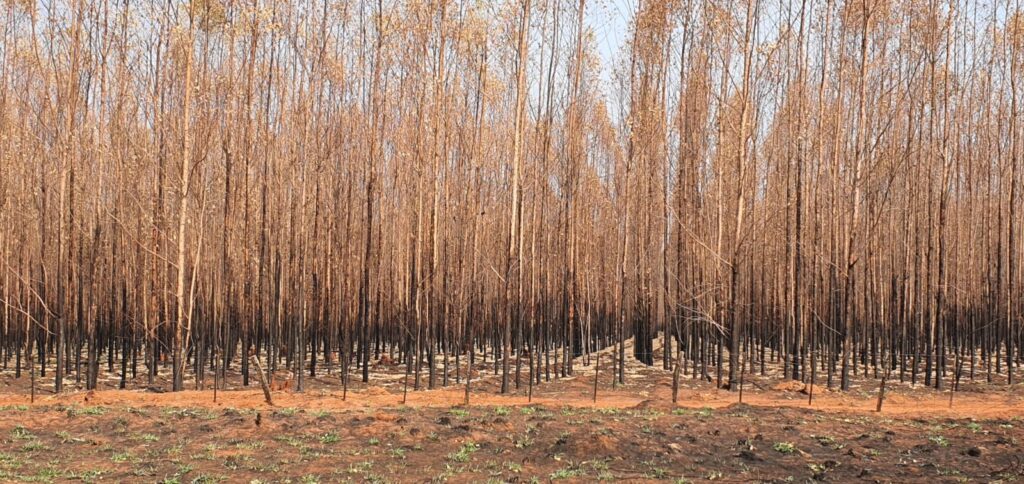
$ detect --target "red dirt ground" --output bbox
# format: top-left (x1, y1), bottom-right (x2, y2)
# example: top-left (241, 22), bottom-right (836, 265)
top-left (1, 350), bottom-right (1022, 482)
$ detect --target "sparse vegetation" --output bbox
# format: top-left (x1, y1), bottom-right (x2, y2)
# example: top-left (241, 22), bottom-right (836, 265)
top-left (550, 465), bottom-right (585, 480)
top-left (773, 442), bottom-right (796, 454)
top-left (447, 442), bottom-right (479, 463)
top-left (319, 433), bottom-right (339, 445)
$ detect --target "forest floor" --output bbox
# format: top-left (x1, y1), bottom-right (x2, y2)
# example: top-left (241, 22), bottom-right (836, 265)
top-left (0, 345), bottom-right (1022, 482)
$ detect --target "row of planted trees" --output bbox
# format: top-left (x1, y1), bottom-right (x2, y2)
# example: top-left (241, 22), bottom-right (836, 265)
top-left (0, 0), bottom-right (1022, 396)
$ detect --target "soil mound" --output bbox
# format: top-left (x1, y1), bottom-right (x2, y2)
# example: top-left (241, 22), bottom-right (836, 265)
top-left (772, 380), bottom-right (806, 393)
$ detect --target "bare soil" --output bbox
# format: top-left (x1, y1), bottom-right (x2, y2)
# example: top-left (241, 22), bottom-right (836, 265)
top-left (1, 351), bottom-right (1022, 482)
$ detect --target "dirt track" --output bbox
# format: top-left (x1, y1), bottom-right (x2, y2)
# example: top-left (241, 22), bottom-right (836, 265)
top-left (2, 382), bottom-right (1022, 421)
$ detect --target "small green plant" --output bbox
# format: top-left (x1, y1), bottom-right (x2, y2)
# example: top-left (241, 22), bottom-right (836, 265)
top-left (56, 431), bottom-right (84, 444)
top-left (814, 435), bottom-right (843, 450)
top-left (234, 440), bottom-right (264, 450)
top-left (929, 435), bottom-right (950, 447)
top-left (0, 451), bottom-right (23, 468)
top-left (433, 463), bottom-right (457, 482)
top-left (130, 465), bottom-right (155, 477)
top-left (319, 433), bottom-right (339, 444)
top-left (447, 441), bottom-right (479, 463)
top-left (520, 406), bottom-right (537, 415)
top-left (223, 455), bottom-right (243, 471)
top-left (550, 465), bottom-right (584, 480)
top-left (346, 461), bottom-right (373, 474)
top-left (773, 442), bottom-right (796, 454)
top-left (514, 434), bottom-right (534, 448)
top-left (30, 466), bottom-right (63, 481)
top-left (965, 422), bottom-right (982, 433)
top-left (20, 441), bottom-right (47, 452)
top-left (590, 460), bottom-right (610, 472)
top-left (274, 434), bottom-right (304, 448)
top-left (247, 460), bottom-right (280, 473)
top-left (126, 407), bottom-right (149, 416)
top-left (67, 469), bottom-right (104, 482)
top-left (449, 408), bottom-right (470, 418)
top-left (494, 406), bottom-right (511, 416)
top-left (647, 467), bottom-right (668, 479)
top-left (11, 426), bottom-right (34, 440)
top-left (141, 433), bottom-right (160, 443)
top-left (189, 475), bottom-right (222, 484)
top-left (111, 451), bottom-right (135, 463)
top-left (165, 407), bottom-right (207, 419)
top-left (277, 407), bottom-right (298, 417)
top-left (367, 437), bottom-right (380, 446)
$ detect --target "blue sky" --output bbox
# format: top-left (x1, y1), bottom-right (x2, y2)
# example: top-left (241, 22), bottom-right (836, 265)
top-left (585, 0), bottom-right (634, 93)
